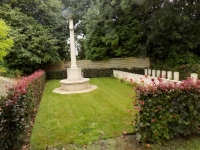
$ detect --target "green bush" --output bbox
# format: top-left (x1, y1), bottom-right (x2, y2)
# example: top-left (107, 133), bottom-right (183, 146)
top-left (134, 77), bottom-right (200, 143)
top-left (130, 67), bottom-right (145, 75)
top-left (46, 70), bottom-right (67, 79)
top-left (0, 70), bottom-right (45, 149)
top-left (82, 68), bottom-right (145, 78)
top-left (82, 68), bottom-right (113, 78)
top-left (4, 69), bottom-right (23, 78)
top-left (45, 67), bottom-right (145, 79)
top-left (177, 64), bottom-right (200, 80)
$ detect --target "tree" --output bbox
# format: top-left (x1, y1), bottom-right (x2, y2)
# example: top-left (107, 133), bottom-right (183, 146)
top-left (0, 19), bottom-right (13, 72)
top-left (11, 0), bottom-right (70, 60)
top-left (0, 0), bottom-right (70, 73)
top-left (0, 5), bottom-right (61, 73)
top-left (83, 0), bottom-right (143, 60)
top-left (83, 0), bottom-right (111, 60)
top-left (141, 0), bottom-right (200, 66)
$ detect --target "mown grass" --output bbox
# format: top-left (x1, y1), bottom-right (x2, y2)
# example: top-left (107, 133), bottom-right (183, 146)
top-left (30, 77), bottom-right (135, 149)
top-left (30, 77), bottom-right (200, 150)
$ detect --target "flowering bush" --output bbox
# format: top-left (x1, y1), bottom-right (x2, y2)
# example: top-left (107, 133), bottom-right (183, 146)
top-left (0, 70), bottom-right (45, 149)
top-left (133, 77), bottom-right (200, 143)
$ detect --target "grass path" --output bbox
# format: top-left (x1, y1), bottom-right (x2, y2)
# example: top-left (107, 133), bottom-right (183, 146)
top-left (30, 78), bottom-right (135, 149)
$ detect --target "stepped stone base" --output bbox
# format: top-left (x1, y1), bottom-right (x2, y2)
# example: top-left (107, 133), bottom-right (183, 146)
top-left (53, 78), bottom-right (97, 94)
top-left (53, 68), bottom-right (97, 94)
top-left (61, 78), bottom-right (90, 91)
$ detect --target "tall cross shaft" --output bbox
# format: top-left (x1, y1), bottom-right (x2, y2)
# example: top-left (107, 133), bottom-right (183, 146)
top-left (69, 19), bottom-right (77, 69)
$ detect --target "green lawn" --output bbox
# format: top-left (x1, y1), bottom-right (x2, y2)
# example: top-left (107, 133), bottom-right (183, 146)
top-left (30, 77), bottom-right (135, 149)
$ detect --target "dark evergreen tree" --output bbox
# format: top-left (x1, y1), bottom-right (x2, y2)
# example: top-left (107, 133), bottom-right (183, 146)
top-left (83, 0), bottom-right (143, 60)
top-left (142, 0), bottom-right (200, 66)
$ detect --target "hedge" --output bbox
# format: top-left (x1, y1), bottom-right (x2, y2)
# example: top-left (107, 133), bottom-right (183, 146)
top-left (45, 70), bottom-right (67, 79)
top-left (133, 77), bottom-right (200, 143)
top-left (0, 70), bottom-right (45, 149)
top-left (45, 67), bottom-right (145, 79)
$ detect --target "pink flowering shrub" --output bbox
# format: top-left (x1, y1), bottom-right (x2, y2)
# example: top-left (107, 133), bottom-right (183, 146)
top-left (134, 77), bottom-right (200, 143)
top-left (0, 70), bottom-right (45, 149)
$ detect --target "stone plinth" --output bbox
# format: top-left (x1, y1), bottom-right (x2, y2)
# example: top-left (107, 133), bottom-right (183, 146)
top-left (53, 68), bottom-right (98, 94)
top-left (60, 78), bottom-right (89, 91)
top-left (67, 68), bottom-right (82, 81)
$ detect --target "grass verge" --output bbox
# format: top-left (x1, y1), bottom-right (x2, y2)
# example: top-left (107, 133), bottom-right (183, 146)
top-left (30, 77), bottom-right (135, 149)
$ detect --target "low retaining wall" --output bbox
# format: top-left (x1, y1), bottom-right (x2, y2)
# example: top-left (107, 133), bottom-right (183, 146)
top-left (113, 70), bottom-right (181, 85)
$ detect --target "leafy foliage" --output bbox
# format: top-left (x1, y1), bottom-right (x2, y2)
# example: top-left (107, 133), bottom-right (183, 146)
top-left (0, 70), bottom-right (45, 149)
top-left (134, 77), bottom-right (200, 143)
top-left (141, 0), bottom-right (200, 65)
top-left (0, 19), bottom-right (13, 72)
top-left (83, 0), bottom-right (142, 60)
top-left (45, 67), bottom-right (144, 79)
top-left (46, 70), bottom-right (67, 79)
top-left (1, 0), bottom-right (200, 72)
top-left (82, 0), bottom-right (200, 66)
top-left (0, 5), bottom-right (60, 73)
top-left (0, 1), bottom-right (68, 74)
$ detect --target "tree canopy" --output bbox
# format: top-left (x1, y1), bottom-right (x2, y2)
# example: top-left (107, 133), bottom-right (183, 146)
top-left (1, 0), bottom-right (200, 73)
top-left (82, 0), bottom-right (200, 67)
top-left (0, 0), bottom-right (68, 73)
top-left (0, 19), bottom-right (13, 72)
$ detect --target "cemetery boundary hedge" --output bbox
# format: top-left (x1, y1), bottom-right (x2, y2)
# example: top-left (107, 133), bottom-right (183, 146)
top-left (46, 67), bottom-right (145, 79)
top-left (0, 70), bottom-right (45, 149)
top-left (133, 77), bottom-right (200, 143)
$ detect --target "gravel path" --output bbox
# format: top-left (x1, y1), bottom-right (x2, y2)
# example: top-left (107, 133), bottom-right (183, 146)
top-left (0, 76), bottom-right (17, 96)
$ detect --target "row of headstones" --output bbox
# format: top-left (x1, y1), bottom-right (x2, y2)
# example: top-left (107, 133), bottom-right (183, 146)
top-left (144, 69), bottom-right (198, 81)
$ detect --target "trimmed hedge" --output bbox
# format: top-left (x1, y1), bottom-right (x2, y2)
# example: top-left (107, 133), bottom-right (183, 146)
top-left (83, 67), bottom-right (145, 78)
top-left (45, 67), bottom-right (145, 79)
top-left (133, 77), bottom-right (200, 143)
top-left (46, 70), bottom-right (67, 79)
top-left (82, 68), bottom-right (113, 78)
top-left (0, 70), bottom-right (45, 149)
top-left (178, 64), bottom-right (200, 80)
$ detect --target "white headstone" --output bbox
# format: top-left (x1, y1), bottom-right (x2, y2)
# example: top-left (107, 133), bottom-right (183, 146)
top-left (144, 69), bottom-right (148, 76)
top-left (152, 70), bottom-right (156, 77)
top-left (156, 70), bottom-right (161, 77)
top-left (161, 71), bottom-right (166, 78)
top-left (148, 69), bottom-right (151, 76)
top-left (167, 71), bottom-right (172, 80)
top-left (191, 73), bottom-right (198, 82)
top-left (174, 72), bottom-right (179, 81)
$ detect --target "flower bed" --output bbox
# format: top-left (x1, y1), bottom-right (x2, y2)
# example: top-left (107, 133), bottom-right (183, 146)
top-left (0, 70), bottom-right (45, 149)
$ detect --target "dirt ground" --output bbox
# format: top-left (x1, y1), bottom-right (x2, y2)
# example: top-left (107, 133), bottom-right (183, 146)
top-left (43, 134), bottom-right (154, 150)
